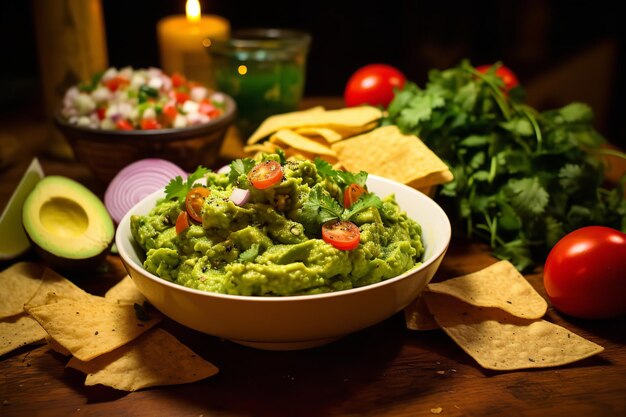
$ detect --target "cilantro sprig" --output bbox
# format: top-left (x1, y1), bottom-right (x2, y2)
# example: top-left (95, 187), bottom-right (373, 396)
top-left (302, 184), bottom-right (382, 231)
top-left (164, 166), bottom-right (209, 206)
top-left (314, 158), bottom-right (368, 188)
top-left (384, 59), bottom-right (626, 271)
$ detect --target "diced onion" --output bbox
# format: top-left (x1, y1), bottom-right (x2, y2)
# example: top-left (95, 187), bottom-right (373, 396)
top-left (217, 165), bottom-right (231, 174)
top-left (229, 188), bottom-right (250, 206)
top-left (104, 159), bottom-right (187, 224)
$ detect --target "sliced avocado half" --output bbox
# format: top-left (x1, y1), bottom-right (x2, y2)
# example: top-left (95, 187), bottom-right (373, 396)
top-left (22, 176), bottom-right (115, 270)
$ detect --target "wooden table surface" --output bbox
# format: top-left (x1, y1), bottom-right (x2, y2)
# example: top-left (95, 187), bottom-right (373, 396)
top-left (1, 98), bottom-right (625, 417)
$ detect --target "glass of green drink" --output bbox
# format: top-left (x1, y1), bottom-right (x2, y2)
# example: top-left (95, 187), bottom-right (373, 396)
top-left (207, 28), bottom-right (311, 139)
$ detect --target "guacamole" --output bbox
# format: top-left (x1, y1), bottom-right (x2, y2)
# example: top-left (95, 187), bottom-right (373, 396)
top-left (130, 154), bottom-right (424, 296)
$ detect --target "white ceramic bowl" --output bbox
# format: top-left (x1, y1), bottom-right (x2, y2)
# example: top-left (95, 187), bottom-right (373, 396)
top-left (116, 175), bottom-right (451, 350)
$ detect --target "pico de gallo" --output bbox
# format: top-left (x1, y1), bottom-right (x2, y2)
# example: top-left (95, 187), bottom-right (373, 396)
top-left (60, 67), bottom-right (226, 130)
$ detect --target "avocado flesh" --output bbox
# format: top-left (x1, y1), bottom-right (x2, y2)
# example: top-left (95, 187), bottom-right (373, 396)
top-left (22, 176), bottom-right (115, 270)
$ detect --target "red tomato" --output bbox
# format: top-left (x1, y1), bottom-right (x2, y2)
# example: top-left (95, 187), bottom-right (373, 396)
top-left (171, 73), bottom-right (186, 88)
top-left (185, 187), bottom-right (210, 223)
top-left (322, 220), bottom-right (361, 251)
top-left (343, 183), bottom-right (366, 208)
top-left (175, 211), bottom-right (190, 234)
top-left (140, 118), bottom-right (161, 130)
top-left (175, 91), bottom-right (190, 104)
top-left (104, 75), bottom-right (129, 92)
top-left (115, 119), bottom-right (134, 131)
top-left (543, 226), bottom-right (626, 319)
top-left (476, 64), bottom-right (520, 91)
top-left (248, 161), bottom-right (283, 189)
top-left (161, 103), bottom-right (178, 125)
top-left (344, 64), bottom-right (406, 108)
top-left (96, 107), bottom-right (107, 120)
top-left (198, 100), bottom-right (221, 118)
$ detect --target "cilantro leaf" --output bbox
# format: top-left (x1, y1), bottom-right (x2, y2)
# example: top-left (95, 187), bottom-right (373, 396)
top-left (164, 166), bottom-right (209, 203)
top-left (505, 178), bottom-right (549, 216)
top-left (302, 184), bottom-right (344, 224)
top-left (342, 192), bottom-right (382, 221)
top-left (314, 158), bottom-right (368, 187)
top-left (228, 158), bottom-right (256, 186)
top-left (383, 59), bottom-right (625, 271)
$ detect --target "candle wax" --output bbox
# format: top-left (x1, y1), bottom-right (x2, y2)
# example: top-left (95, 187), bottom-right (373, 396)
top-left (157, 14), bottom-right (229, 89)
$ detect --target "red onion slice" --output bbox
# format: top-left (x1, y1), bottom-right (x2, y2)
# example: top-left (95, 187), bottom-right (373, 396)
top-left (229, 187), bottom-right (250, 206)
top-left (105, 158), bottom-right (187, 224)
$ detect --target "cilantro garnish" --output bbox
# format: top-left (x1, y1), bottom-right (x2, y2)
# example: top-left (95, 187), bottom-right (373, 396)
top-left (314, 158), bottom-right (368, 187)
top-left (228, 158), bottom-right (256, 186)
top-left (164, 166), bottom-right (209, 205)
top-left (383, 59), bottom-right (626, 271)
top-left (302, 184), bottom-right (382, 231)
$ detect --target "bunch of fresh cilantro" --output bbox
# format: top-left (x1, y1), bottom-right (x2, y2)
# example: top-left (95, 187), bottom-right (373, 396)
top-left (383, 60), bottom-right (626, 271)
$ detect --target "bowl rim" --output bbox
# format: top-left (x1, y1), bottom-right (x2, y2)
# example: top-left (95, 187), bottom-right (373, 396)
top-left (116, 174), bottom-right (451, 303)
top-left (53, 94), bottom-right (237, 143)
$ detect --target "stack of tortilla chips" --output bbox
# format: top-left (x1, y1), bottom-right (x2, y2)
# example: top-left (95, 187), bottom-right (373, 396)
top-left (404, 260), bottom-right (604, 370)
top-left (0, 262), bottom-right (218, 391)
top-left (244, 106), bottom-right (454, 194)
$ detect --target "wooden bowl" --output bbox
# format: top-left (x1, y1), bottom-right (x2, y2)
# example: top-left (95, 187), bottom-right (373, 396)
top-left (53, 94), bottom-right (236, 184)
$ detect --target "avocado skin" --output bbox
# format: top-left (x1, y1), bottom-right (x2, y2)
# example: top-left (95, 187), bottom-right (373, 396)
top-left (26, 233), bottom-right (113, 273)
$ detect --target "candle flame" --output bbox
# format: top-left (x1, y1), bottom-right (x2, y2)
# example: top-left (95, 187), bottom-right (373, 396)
top-left (186, 0), bottom-right (201, 22)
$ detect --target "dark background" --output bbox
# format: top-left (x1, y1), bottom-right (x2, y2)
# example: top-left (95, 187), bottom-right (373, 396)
top-left (2, 0), bottom-right (625, 145)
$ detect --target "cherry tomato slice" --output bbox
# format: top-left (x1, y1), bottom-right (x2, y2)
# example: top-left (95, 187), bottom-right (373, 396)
top-left (343, 183), bottom-right (366, 208)
top-left (322, 220), bottom-right (361, 251)
top-left (248, 161), bottom-right (283, 189)
top-left (185, 187), bottom-right (210, 223)
top-left (175, 211), bottom-right (190, 235)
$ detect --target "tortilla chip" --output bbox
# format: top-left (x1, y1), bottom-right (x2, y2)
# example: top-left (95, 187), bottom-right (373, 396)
top-left (423, 292), bottom-right (604, 370)
top-left (332, 125), bottom-right (452, 187)
top-left (24, 268), bottom-right (91, 309)
top-left (45, 334), bottom-right (71, 356)
top-left (25, 294), bottom-right (161, 361)
top-left (270, 130), bottom-right (337, 157)
top-left (293, 127), bottom-right (344, 143)
top-left (426, 260), bottom-right (548, 319)
top-left (247, 106), bottom-right (382, 144)
top-left (67, 328), bottom-right (219, 391)
top-left (404, 294), bottom-right (439, 331)
top-left (0, 261), bottom-right (45, 319)
top-left (104, 275), bottom-right (147, 306)
top-left (0, 313), bottom-right (47, 356)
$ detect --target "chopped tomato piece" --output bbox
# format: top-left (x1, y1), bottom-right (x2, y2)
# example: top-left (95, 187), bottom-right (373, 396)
top-left (140, 118), bottom-right (161, 130)
top-left (175, 91), bottom-right (190, 104)
top-left (96, 107), bottom-right (107, 120)
top-left (162, 103), bottom-right (178, 124)
top-left (343, 183), bottom-right (366, 208)
top-left (185, 186), bottom-right (210, 223)
top-left (171, 72), bottom-right (186, 88)
top-left (248, 161), bottom-right (283, 189)
top-left (175, 211), bottom-right (190, 234)
top-left (198, 100), bottom-right (219, 117)
top-left (115, 119), bottom-right (134, 131)
top-left (104, 75), bottom-right (129, 92)
top-left (322, 220), bottom-right (360, 250)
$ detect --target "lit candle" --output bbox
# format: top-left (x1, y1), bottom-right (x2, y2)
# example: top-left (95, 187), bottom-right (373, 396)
top-left (157, 0), bottom-right (230, 89)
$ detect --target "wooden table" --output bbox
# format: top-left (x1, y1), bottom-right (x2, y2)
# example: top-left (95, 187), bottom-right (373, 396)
top-left (1, 98), bottom-right (625, 417)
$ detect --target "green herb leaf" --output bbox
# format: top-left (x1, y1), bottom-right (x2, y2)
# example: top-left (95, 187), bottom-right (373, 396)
top-left (164, 166), bottom-right (209, 203)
